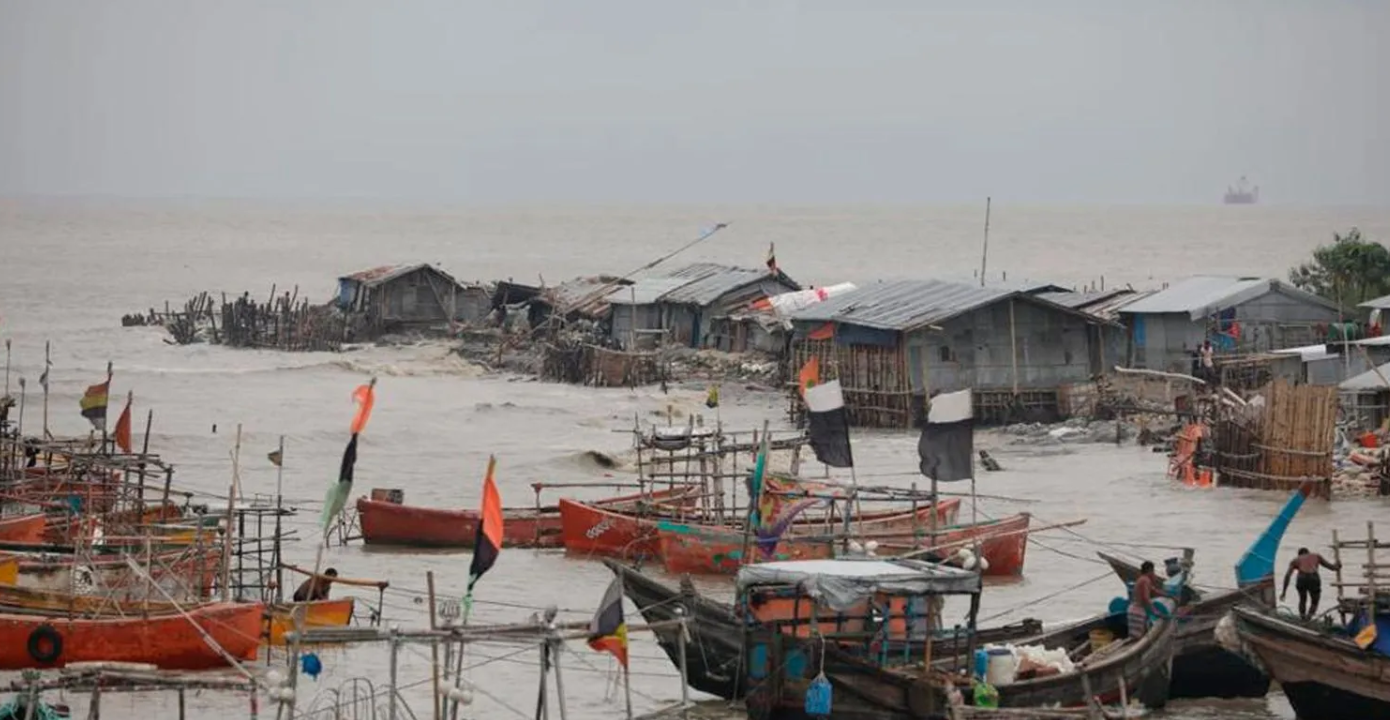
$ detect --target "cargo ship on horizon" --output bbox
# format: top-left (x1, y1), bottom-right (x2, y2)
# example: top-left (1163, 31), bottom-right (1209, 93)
top-left (1224, 176), bottom-right (1259, 204)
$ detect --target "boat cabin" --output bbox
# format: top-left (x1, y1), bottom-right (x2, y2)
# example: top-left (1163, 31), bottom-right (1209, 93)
top-left (737, 558), bottom-right (982, 719)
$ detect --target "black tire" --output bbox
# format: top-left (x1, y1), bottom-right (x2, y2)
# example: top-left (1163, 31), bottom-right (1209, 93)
top-left (27, 624), bottom-right (62, 664)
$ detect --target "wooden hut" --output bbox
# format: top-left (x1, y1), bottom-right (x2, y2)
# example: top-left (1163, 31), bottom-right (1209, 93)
top-left (787, 279), bottom-right (1121, 428)
top-left (608, 263), bottom-right (799, 350)
top-left (336, 264), bottom-right (489, 333)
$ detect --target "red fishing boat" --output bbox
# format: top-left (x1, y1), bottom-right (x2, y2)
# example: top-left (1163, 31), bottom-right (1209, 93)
top-left (656, 501), bottom-right (964, 575)
top-left (0, 514), bottom-right (48, 544)
top-left (894, 512), bottom-right (1032, 577)
top-left (0, 601), bottom-right (262, 669)
top-left (361, 485), bottom-right (700, 550)
top-left (17, 546), bottom-right (224, 601)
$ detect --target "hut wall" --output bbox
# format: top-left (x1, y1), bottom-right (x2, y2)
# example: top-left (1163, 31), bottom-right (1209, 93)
top-left (611, 304), bottom-right (663, 349)
top-left (905, 301), bottom-right (1094, 394)
top-left (1128, 288), bottom-right (1342, 372)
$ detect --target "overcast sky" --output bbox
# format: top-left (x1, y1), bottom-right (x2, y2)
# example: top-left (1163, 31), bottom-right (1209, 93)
top-left (1, 1), bottom-right (1385, 204)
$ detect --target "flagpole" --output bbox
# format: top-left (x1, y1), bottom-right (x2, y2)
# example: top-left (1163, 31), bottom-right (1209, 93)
top-left (16, 378), bottom-right (25, 440)
top-left (274, 435), bottom-right (286, 602)
top-left (102, 361), bottom-right (113, 454)
top-left (621, 577), bottom-right (633, 720)
top-left (41, 341), bottom-right (49, 440)
top-left (3, 339), bottom-right (10, 398)
top-left (220, 423), bottom-right (241, 602)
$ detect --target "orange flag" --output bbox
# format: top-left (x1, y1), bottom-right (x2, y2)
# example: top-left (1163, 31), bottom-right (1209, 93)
top-left (113, 392), bottom-right (133, 454)
top-left (798, 356), bottom-right (820, 399)
top-left (468, 455), bottom-right (503, 592)
top-left (350, 378), bottom-right (377, 434)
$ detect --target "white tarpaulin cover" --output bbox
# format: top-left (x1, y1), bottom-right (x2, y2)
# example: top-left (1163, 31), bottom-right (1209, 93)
top-left (736, 558), bottom-right (980, 610)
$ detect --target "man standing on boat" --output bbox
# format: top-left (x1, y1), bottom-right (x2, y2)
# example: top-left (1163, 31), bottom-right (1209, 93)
top-left (1282, 548), bottom-right (1340, 620)
top-left (1128, 561), bottom-right (1169, 639)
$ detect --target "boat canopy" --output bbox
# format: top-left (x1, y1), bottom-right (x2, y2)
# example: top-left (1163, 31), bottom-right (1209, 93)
top-left (736, 558), bottom-right (980, 610)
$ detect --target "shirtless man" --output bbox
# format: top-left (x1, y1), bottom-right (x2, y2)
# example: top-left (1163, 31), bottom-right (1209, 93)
top-left (1282, 548), bottom-right (1340, 621)
top-left (1128, 561), bottom-right (1169, 639)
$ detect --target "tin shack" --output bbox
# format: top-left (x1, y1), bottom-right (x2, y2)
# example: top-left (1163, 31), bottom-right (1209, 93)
top-left (336, 264), bottom-right (489, 333)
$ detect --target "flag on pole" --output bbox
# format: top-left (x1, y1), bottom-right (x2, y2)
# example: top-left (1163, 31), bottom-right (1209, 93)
top-left (745, 431), bottom-right (771, 525)
top-left (754, 491), bottom-right (827, 558)
top-left (350, 379), bottom-right (377, 434)
top-left (467, 455), bottom-right (503, 592)
top-left (587, 577), bottom-right (629, 668)
top-left (765, 242), bottom-right (777, 274)
top-left (918, 388), bottom-right (974, 482)
top-left (79, 379), bottom-right (110, 431)
top-left (113, 391), bottom-right (133, 454)
top-left (705, 385), bottom-right (720, 409)
top-left (320, 434), bottom-right (358, 528)
top-left (267, 449), bottom-right (283, 467)
top-left (804, 380), bottom-right (854, 468)
top-left (798, 357), bottom-right (820, 397)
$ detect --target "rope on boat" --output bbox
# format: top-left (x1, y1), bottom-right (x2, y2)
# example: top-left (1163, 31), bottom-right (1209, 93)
top-left (975, 570), bottom-right (1116, 625)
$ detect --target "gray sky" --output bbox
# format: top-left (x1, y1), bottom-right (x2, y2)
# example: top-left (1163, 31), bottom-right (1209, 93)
top-left (1, 1), bottom-right (1385, 204)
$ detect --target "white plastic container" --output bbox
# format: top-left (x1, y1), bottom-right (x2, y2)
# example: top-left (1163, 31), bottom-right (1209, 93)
top-left (985, 647), bottom-right (1017, 687)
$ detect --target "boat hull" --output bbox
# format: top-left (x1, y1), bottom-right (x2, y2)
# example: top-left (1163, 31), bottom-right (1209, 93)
top-left (605, 559), bottom-right (1043, 703)
top-left (898, 513), bottom-right (1030, 578)
top-left (1101, 552), bottom-right (1273, 699)
top-left (0, 602), bottom-right (262, 670)
top-left (657, 503), bottom-right (965, 575)
top-left (17, 547), bottom-right (222, 601)
top-left (557, 487), bottom-right (705, 560)
top-left (356, 498), bottom-right (562, 549)
top-left (1227, 605), bottom-right (1390, 719)
top-left (0, 515), bottom-right (48, 545)
top-left (266, 598), bottom-right (356, 645)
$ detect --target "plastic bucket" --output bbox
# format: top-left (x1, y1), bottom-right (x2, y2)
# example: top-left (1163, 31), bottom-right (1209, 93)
top-left (974, 649), bottom-right (989, 679)
top-left (1089, 628), bottom-right (1114, 652)
top-left (985, 648), bottom-right (1016, 687)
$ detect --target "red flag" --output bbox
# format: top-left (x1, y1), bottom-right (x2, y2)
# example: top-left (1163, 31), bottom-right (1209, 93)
top-left (798, 356), bottom-right (821, 398)
top-left (113, 392), bottom-right (133, 453)
top-left (587, 577), bottom-right (629, 668)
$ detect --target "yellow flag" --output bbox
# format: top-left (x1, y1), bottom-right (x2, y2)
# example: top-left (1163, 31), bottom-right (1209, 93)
top-left (1354, 621), bottom-right (1377, 649)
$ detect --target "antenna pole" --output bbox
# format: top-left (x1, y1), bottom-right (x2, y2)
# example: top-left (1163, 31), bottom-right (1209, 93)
top-left (978, 197), bottom-right (992, 287)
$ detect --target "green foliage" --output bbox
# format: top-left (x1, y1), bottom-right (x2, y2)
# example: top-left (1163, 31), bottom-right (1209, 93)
top-left (1288, 229), bottom-right (1390, 307)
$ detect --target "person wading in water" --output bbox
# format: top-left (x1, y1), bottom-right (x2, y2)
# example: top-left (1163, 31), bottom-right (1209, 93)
top-left (1282, 548), bottom-right (1341, 620)
top-left (1129, 561), bottom-right (1170, 639)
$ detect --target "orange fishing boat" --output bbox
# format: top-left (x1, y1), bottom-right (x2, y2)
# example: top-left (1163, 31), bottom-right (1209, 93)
top-left (0, 601), bottom-right (262, 669)
top-left (17, 546), bottom-right (223, 600)
top-left (265, 597), bottom-right (356, 645)
top-left (656, 501), bottom-right (963, 575)
top-left (0, 514), bottom-right (48, 544)
top-left (361, 485), bottom-right (700, 550)
top-left (559, 488), bottom-right (715, 560)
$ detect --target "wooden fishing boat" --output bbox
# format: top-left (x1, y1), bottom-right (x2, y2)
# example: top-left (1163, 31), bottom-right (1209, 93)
top-left (1096, 480), bottom-right (1313, 700)
top-left (0, 514), bottom-right (47, 544)
top-left (740, 557), bottom-right (1183, 719)
top-left (355, 497), bottom-right (568, 549)
top-left (557, 486), bottom-right (718, 560)
top-left (901, 513), bottom-right (1031, 578)
top-left (359, 485), bottom-right (700, 550)
top-left (605, 558), bottom-right (1042, 701)
top-left (656, 502), bottom-right (964, 575)
top-left (0, 601), bottom-right (262, 669)
top-left (1225, 604), bottom-right (1390, 720)
top-left (566, 488), bottom-right (961, 562)
top-left (265, 597), bottom-right (356, 645)
top-left (16, 546), bottom-right (223, 601)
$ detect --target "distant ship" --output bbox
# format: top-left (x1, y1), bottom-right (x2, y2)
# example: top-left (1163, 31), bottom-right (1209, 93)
top-left (1224, 176), bottom-right (1259, 205)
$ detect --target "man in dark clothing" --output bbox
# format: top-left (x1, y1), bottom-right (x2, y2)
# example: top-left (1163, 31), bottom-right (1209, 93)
top-left (1282, 548), bottom-right (1340, 620)
top-left (293, 567), bottom-right (338, 602)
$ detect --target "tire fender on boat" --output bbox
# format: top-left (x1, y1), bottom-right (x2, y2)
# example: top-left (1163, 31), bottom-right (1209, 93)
top-left (27, 624), bottom-right (62, 664)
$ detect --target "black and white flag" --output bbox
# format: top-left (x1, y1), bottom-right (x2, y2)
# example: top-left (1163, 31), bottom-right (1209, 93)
top-left (918, 388), bottom-right (973, 482)
top-left (804, 379), bottom-right (854, 468)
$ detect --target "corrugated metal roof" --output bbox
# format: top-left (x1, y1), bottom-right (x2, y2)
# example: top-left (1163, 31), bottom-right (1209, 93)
top-left (1115, 276), bottom-right (1339, 319)
top-left (1340, 362), bottom-right (1390, 391)
top-left (542, 275), bottom-right (631, 318)
top-left (1036, 288), bottom-right (1150, 321)
top-left (606, 277), bottom-right (692, 305)
top-left (1359, 293), bottom-right (1390, 310)
top-left (659, 265), bottom-right (796, 306)
top-left (339, 263), bottom-right (468, 289)
top-left (787, 279), bottom-right (1015, 331)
